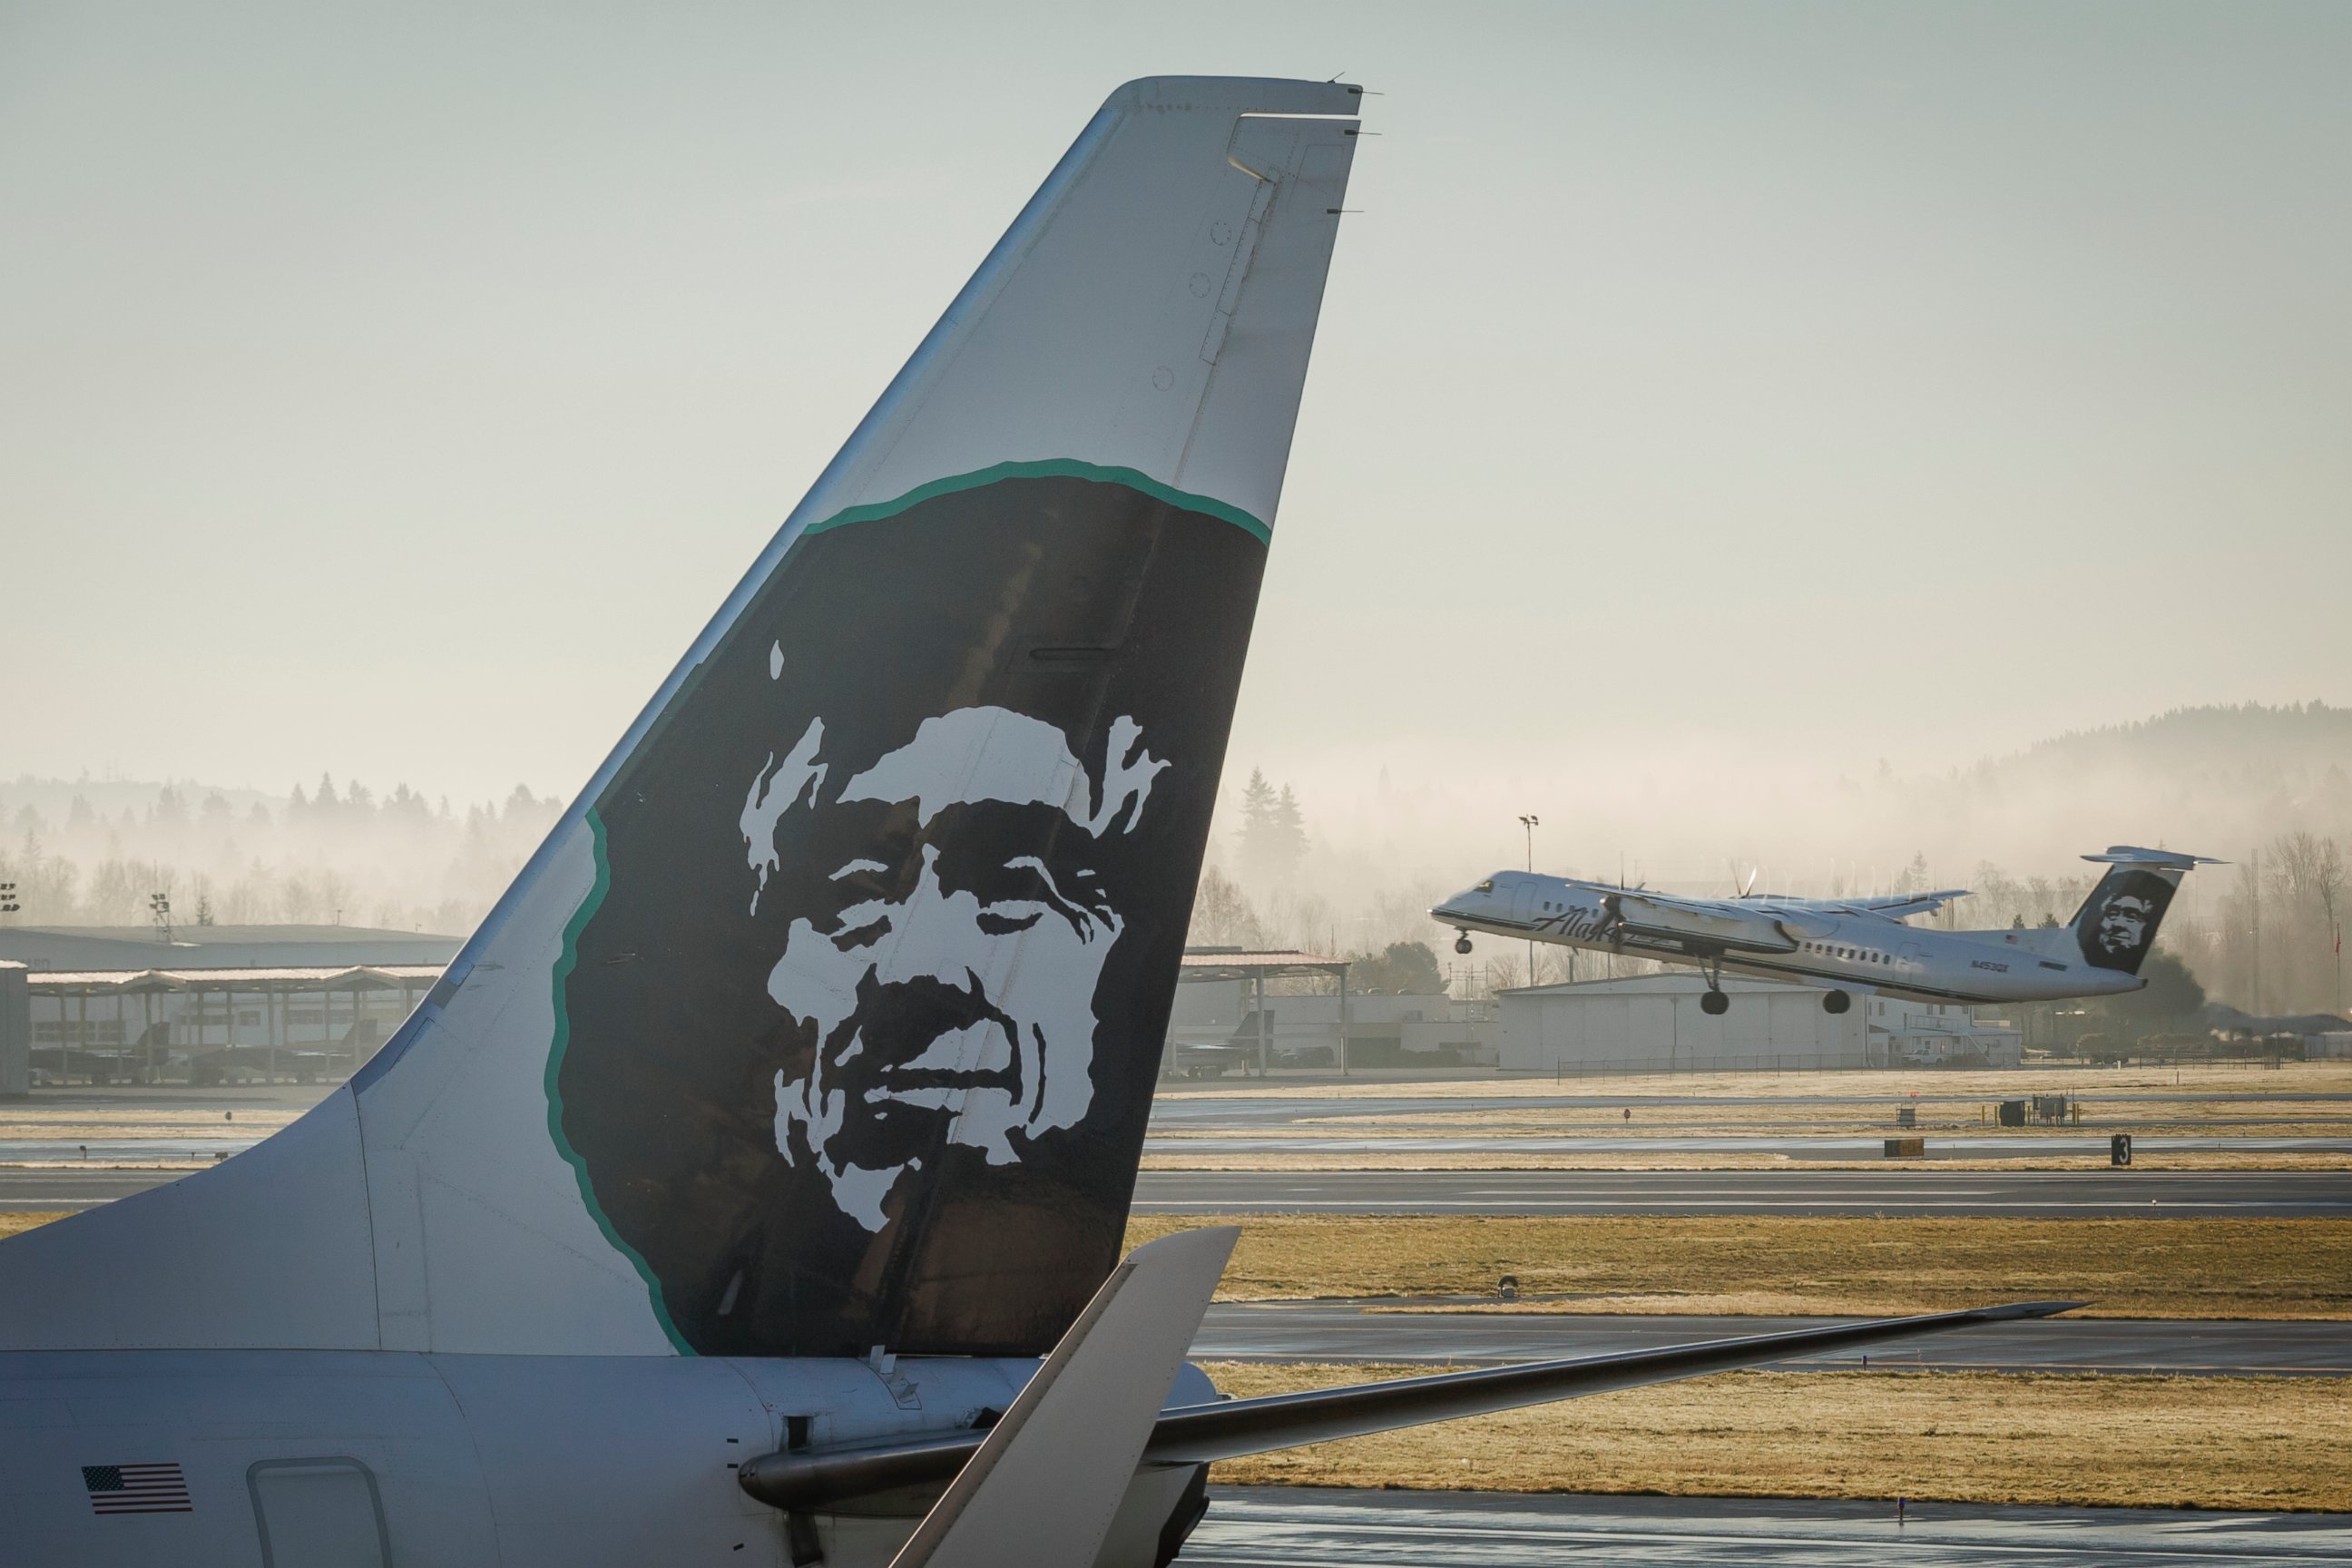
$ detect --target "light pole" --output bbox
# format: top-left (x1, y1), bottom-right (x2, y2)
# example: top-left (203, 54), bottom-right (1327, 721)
top-left (1518, 814), bottom-right (1540, 990)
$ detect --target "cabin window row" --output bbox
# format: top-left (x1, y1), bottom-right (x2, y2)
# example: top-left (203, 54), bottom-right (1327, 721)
top-left (1802, 941), bottom-right (1894, 965)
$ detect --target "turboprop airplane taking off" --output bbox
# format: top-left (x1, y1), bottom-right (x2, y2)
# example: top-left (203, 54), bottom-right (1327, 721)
top-left (2, 77), bottom-right (2073, 1568)
top-left (1436, 847), bottom-right (2220, 1016)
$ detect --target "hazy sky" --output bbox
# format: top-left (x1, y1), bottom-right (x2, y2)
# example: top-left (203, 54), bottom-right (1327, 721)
top-left (6, 2), bottom-right (2348, 834)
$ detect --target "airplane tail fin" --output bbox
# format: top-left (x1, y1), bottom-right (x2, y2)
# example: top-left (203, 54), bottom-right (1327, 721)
top-left (2063, 847), bottom-right (2221, 975)
top-left (0, 78), bottom-right (1359, 1359)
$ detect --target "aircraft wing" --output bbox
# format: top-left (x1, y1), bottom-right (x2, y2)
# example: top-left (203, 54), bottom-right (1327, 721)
top-left (1603, 889), bottom-right (1798, 953)
top-left (740, 1299), bottom-right (2082, 1512)
top-left (891, 1228), bottom-right (1238, 1568)
top-left (1830, 888), bottom-right (1972, 922)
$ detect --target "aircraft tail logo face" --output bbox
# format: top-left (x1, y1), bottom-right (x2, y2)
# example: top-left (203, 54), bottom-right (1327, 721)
top-left (757, 704), bottom-right (1159, 1227)
top-left (554, 469), bottom-right (1262, 1357)
top-left (2073, 867), bottom-right (2178, 973)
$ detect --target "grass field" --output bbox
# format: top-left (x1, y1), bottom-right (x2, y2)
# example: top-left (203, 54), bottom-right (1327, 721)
top-left (0, 1211), bottom-right (70, 1241)
top-left (1126, 1214), bottom-right (2352, 1318)
top-left (1200, 1363), bottom-right (2352, 1512)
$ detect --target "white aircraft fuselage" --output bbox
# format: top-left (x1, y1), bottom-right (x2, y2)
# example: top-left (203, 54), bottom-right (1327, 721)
top-left (0, 1348), bottom-right (1200, 1567)
top-left (1435, 870), bottom-right (2150, 1007)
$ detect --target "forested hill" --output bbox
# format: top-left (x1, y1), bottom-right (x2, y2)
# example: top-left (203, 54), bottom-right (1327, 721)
top-left (1980, 703), bottom-right (2352, 788)
top-left (1877, 703), bottom-right (2352, 875)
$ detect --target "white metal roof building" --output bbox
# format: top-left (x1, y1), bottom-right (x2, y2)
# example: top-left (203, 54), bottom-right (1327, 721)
top-left (1496, 974), bottom-right (1871, 1074)
top-left (0, 924), bottom-right (462, 972)
top-left (1498, 973), bottom-right (2026, 1074)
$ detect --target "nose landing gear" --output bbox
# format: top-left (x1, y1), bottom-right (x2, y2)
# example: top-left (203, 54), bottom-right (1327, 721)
top-left (1454, 932), bottom-right (1473, 955)
top-left (1821, 989), bottom-right (1852, 1015)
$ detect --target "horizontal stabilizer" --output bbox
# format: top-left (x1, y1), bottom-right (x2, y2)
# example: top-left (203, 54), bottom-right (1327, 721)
top-left (2082, 846), bottom-right (2227, 869)
top-left (891, 1227), bottom-right (1237, 1568)
top-left (1835, 888), bottom-right (1971, 922)
top-left (740, 1299), bottom-right (2084, 1512)
top-left (1144, 1299), bottom-right (2080, 1465)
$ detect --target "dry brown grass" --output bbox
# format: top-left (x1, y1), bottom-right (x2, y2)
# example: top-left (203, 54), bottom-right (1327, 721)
top-left (1200, 1364), bottom-right (2352, 1512)
top-left (1125, 1214), bottom-right (2352, 1318)
top-left (0, 1211), bottom-right (73, 1241)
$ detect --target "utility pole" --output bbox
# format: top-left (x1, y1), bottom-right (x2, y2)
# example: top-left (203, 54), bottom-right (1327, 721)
top-left (1519, 814), bottom-right (1540, 993)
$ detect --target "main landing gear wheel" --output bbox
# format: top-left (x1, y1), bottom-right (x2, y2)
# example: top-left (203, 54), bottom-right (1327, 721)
top-left (1454, 934), bottom-right (1474, 955)
top-left (1697, 953), bottom-right (1729, 1014)
top-left (1822, 989), bottom-right (1852, 1015)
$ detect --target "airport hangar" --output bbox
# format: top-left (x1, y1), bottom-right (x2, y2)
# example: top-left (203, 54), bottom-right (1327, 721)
top-left (1161, 954), bottom-right (2022, 1077)
top-left (0, 925), bottom-right (461, 1093)
top-left (1494, 974), bottom-right (2023, 1073)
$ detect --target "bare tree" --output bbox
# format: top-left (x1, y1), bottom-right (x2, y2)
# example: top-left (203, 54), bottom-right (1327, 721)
top-left (2268, 831), bottom-right (2347, 1013)
top-left (2270, 831), bottom-right (2346, 1013)
top-left (1186, 866), bottom-right (1264, 947)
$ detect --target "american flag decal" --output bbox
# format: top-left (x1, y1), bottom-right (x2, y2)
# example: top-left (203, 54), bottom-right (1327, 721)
top-left (82, 1462), bottom-right (192, 1514)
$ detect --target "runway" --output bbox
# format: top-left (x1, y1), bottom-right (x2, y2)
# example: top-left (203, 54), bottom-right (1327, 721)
top-left (15, 1132), bottom-right (2347, 1165)
top-left (1146, 1134), bottom-right (2352, 1156)
top-left (1133, 1168), bottom-right (2352, 1218)
top-left (1152, 1090), bottom-right (2352, 1125)
top-left (8, 1165), bottom-right (2350, 1218)
top-left (1192, 1304), bottom-right (2352, 1376)
top-left (1182, 1488), bottom-right (2352, 1566)
top-left (0, 1139), bottom-right (260, 1163)
top-left (0, 1168), bottom-right (184, 1210)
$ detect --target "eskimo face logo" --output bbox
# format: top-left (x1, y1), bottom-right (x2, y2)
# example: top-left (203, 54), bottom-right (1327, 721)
top-left (556, 469), bottom-right (1268, 1356)
top-left (741, 705), bottom-right (1166, 1230)
top-left (2095, 894), bottom-right (2154, 956)
top-left (2078, 869), bottom-right (2172, 970)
